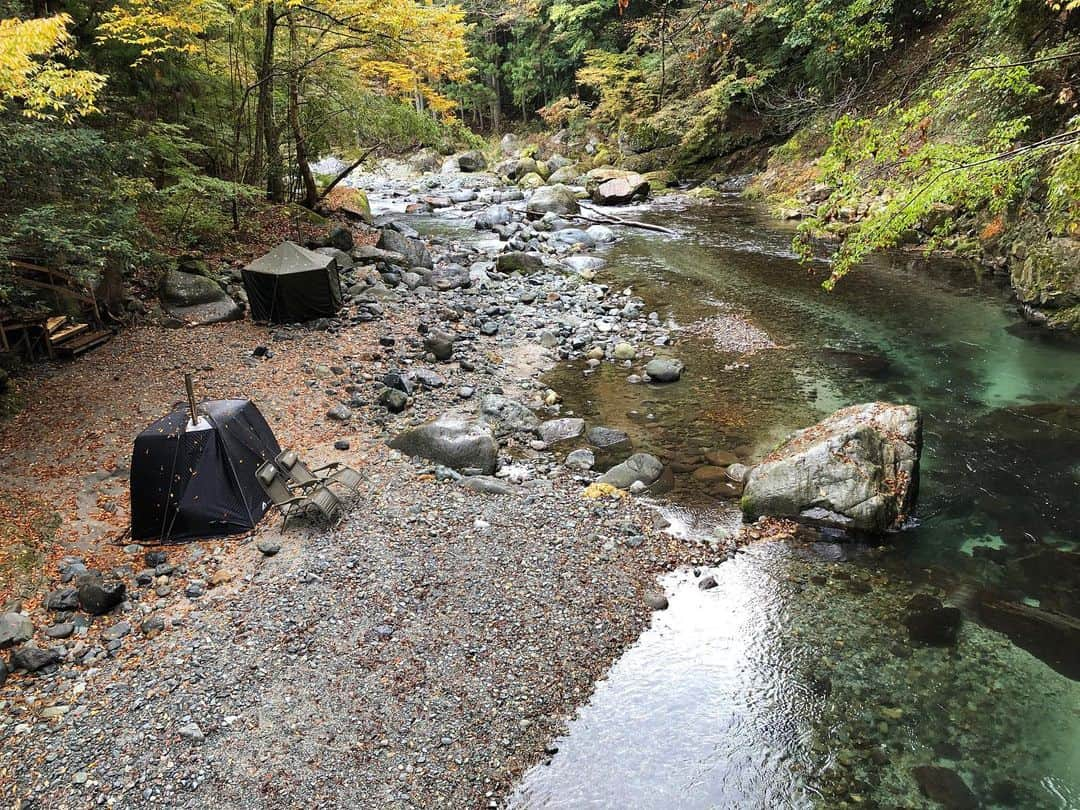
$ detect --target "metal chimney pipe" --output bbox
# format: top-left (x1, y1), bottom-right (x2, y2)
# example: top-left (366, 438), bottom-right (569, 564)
top-left (184, 372), bottom-right (198, 424)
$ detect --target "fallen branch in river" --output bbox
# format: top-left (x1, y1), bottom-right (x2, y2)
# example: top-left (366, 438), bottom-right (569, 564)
top-left (567, 203), bottom-right (679, 236)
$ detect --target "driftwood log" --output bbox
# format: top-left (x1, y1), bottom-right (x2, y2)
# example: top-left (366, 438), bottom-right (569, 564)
top-left (566, 203), bottom-right (679, 236)
top-left (979, 599), bottom-right (1080, 680)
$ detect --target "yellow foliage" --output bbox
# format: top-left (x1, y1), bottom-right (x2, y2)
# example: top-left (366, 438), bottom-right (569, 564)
top-left (583, 482), bottom-right (626, 500)
top-left (98, 0), bottom-right (469, 118)
top-left (98, 0), bottom-right (231, 62)
top-left (0, 14), bottom-right (105, 121)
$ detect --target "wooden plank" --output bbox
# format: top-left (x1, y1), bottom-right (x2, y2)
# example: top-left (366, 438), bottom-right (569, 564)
top-left (46, 315), bottom-right (68, 333)
top-left (51, 323), bottom-right (89, 343)
top-left (57, 329), bottom-right (111, 357)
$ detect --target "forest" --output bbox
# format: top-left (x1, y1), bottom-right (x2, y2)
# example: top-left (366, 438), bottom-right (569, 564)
top-left (2, 1), bottom-right (1080, 808)
top-left (1, 0), bottom-right (1078, 320)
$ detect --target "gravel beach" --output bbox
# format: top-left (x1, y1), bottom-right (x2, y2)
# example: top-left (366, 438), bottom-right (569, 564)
top-left (0, 161), bottom-right (756, 808)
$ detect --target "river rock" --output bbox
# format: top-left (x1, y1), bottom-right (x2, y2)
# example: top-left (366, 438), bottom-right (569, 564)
top-left (497, 252), bottom-right (544, 274)
top-left (159, 269), bottom-right (242, 325)
top-left (480, 395), bottom-right (540, 435)
top-left (598, 453), bottom-right (664, 490)
top-left (565, 448), bottom-right (595, 471)
top-left (547, 166), bottom-right (580, 185)
top-left (587, 426), bottom-right (630, 449)
top-left (423, 329), bottom-right (456, 363)
top-left (379, 388), bottom-right (408, 413)
top-left (388, 416), bottom-right (498, 475)
top-left (378, 228), bottom-right (432, 269)
top-left (502, 157), bottom-right (538, 180)
top-left (460, 476), bottom-right (515, 496)
top-left (586, 224), bottom-right (616, 243)
top-left (77, 576), bottom-right (126, 615)
top-left (741, 402), bottom-right (922, 534)
top-left (563, 255), bottom-right (606, 274)
top-left (11, 645), bottom-right (61, 673)
top-left (591, 174), bottom-right (650, 205)
top-left (538, 418), bottom-right (585, 445)
top-left (46, 587), bottom-right (78, 611)
top-left (644, 357), bottom-right (684, 383)
top-left (0, 612), bottom-right (33, 648)
top-left (526, 184), bottom-right (580, 217)
top-left (457, 150), bottom-right (487, 172)
top-left (911, 765), bottom-right (978, 810)
top-left (475, 205), bottom-right (512, 230)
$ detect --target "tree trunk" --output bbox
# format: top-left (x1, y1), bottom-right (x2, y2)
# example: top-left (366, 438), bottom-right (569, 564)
top-left (488, 27), bottom-right (501, 132)
top-left (259, 3), bottom-right (285, 202)
top-left (286, 10), bottom-right (319, 209)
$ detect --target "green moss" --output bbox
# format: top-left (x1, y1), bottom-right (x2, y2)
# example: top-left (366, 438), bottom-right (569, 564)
top-left (1047, 304), bottom-right (1080, 334)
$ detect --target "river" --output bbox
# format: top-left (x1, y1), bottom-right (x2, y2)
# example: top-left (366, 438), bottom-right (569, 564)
top-left (506, 197), bottom-right (1080, 809)
top-left (375, 178), bottom-right (1080, 808)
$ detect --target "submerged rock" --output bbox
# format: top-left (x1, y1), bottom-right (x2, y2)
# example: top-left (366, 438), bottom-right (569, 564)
top-left (538, 418), bottom-right (585, 445)
top-left (389, 416), bottom-right (498, 475)
top-left (644, 357), bottom-right (684, 383)
top-left (740, 402), bottom-right (922, 534)
top-left (911, 765), bottom-right (978, 810)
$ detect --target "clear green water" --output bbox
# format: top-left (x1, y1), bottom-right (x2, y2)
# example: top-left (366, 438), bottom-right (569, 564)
top-left (510, 198), bottom-right (1080, 808)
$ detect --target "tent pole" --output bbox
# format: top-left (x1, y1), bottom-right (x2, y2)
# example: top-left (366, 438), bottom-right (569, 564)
top-left (185, 373), bottom-right (198, 424)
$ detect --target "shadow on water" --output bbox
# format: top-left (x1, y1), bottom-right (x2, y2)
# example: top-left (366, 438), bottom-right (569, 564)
top-left (516, 198), bottom-right (1080, 808)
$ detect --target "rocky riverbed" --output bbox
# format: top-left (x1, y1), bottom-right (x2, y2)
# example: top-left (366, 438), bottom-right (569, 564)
top-left (0, 154), bottom-right (766, 808)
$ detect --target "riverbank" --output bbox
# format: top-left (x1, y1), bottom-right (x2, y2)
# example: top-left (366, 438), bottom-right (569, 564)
top-left (3, 152), bottom-right (1079, 809)
top-left (0, 160), bottom-right (750, 807)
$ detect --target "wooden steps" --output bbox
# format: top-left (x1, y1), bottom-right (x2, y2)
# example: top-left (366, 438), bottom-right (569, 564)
top-left (45, 316), bottom-right (111, 358)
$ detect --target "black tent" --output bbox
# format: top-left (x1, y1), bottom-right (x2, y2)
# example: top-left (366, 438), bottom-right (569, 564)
top-left (130, 399), bottom-right (281, 542)
top-left (242, 241), bottom-right (343, 323)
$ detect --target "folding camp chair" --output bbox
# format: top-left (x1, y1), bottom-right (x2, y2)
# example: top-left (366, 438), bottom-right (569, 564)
top-left (275, 449), bottom-right (362, 495)
top-left (255, 461), bottom-right (341, 529)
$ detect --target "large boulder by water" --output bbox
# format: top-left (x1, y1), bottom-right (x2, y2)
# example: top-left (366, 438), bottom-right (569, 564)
top-left (378, 228), bottom-right (433, 269)
top-left (159, 269), bottom-right (241, 325)
top-left (599, 452), bottom-right (665, 490)
top-left (389, 416), bottom-right (498, 475)
top-left (526, 185), bottom-right (580, 217)
top-left (323, 186), bottom-right (372, 224)
top-left (592, 174), bottom-right (650, 205)
top-left (1011, 237), bottom-right (1080, 332)
top-left (457, 150), bottom-right (487, 172)
top-left (741, 402), bottom-right (922, 534)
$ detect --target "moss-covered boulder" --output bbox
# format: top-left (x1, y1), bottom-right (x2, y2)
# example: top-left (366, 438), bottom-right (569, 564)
top-left (518, 172), bottom-right (545, 190)
top-left (642, 170), bottom-right (678, 188)
top-left (1011, 238), bottom-right (1080, 309)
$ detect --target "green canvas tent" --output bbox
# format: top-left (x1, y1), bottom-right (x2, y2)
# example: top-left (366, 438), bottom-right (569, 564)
top-left (242, 241), bottom-right (343, 323)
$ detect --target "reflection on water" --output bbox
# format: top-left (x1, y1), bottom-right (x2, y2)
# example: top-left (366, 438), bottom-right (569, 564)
top-left (511, 542), bottom-right (1080, 810)
top-left (509, 545), bottom-right (822, 810)
top-left (527, 197), bottom-right (1080, 808)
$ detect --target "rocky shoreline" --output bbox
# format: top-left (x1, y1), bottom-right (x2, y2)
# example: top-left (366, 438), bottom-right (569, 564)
top-left (0, 154), bottom-right (756, 808)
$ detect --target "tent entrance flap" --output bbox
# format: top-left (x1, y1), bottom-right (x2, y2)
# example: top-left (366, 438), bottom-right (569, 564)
top-left (130, 399), bottom-right (281, 543)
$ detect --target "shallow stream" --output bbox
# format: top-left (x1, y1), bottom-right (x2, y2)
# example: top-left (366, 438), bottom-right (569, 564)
top-left (388, 186), bottom-right (1080, 808)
